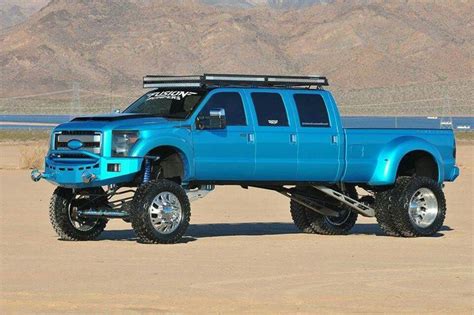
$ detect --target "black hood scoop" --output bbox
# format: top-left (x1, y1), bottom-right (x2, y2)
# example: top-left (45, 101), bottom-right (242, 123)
top-left (72, 114), bottom-right (153, 122)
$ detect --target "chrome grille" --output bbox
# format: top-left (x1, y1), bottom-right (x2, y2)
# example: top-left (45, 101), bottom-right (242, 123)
top-left (54, 131), bottom-right (102, 154)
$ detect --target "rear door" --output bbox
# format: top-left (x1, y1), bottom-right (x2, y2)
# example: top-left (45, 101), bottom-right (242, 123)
top-left (291, 91), bottom-right (343, 181)
top-left (193, 90), bottom-right (255, 180)
top-left (246, 90), bottom-right (298, 181)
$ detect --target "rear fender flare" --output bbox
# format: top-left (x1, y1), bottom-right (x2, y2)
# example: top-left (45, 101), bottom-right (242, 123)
top-left (369, 136), bottom-right (443, 186)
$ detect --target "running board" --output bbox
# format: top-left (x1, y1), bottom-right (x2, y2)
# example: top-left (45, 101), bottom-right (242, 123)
top-left (313, 186), bottom-right (375, 217)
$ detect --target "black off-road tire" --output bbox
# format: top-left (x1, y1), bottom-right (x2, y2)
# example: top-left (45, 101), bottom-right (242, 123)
top-left (49, 187), bottom-right (108, 241)
top-left (290, 186), bottom-right (358, 235)
top-left (290, 200), bottom-right (319, 234)
top-left (374, 177), bottom-right (411, 236)
top-left (130, 180), bottom-right (191, 244)
top-left (391, 176), bottom-right (446, 237)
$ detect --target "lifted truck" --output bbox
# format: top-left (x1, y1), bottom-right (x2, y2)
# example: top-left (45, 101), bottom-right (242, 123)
top-left (32, 74), bottom-right (459, 244)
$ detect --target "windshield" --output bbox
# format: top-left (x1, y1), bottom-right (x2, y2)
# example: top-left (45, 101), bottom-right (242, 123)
top-left (123, 89), bottom-right (208, 119)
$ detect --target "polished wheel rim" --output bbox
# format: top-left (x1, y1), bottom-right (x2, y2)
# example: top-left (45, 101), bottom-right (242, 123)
top-left (148, 192), bottom-right (182, 234)
top-left (68, 198), bottom-right (99, 232)
top-left (408, 188), bottom-right (438, 228)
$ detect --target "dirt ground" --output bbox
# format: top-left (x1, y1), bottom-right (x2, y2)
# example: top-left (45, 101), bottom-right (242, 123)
top-left (0, 144), bottom-right (472, 314)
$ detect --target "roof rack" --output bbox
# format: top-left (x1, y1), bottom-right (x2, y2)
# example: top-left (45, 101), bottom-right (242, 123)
top-left (143, 73), bottom-right (328, 89)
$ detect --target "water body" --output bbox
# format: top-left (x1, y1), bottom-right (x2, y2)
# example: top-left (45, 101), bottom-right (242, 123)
top-left (0, 115), bottom-right (472, 131)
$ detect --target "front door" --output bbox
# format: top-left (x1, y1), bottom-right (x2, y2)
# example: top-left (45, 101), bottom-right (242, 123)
top-left (193, 91), bottom-right (255, 181)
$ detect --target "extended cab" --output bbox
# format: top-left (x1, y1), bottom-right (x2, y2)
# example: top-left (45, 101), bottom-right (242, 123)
top-left (32, 74), bottom-right (459, 243)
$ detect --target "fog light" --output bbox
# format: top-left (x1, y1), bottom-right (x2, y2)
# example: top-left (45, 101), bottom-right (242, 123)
top-left (82, 171), bottom-right (96, 183)
top-left (107, 163), bottom-right (121, 172)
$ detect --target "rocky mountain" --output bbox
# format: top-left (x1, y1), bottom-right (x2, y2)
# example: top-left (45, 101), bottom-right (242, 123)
top-left (0, 0), bottom-right (49, 30)
top-left (0, 0), bottom-right (472, 97)
top-left (202, 0), bottom-right (332, 8)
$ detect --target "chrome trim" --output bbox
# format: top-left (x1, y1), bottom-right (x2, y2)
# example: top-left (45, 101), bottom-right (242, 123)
top-left (148, 192), bottom-right (183, 234)
top-left (57, 134), bottom-right (101, 142)
top-left (54, 131), bottom-right (102, 155)
top-left (408, 188), bottom-right (439, 228)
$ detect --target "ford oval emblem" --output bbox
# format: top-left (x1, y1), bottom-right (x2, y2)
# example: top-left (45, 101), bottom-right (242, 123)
top-left (67, 139), bottom-right (83, 150)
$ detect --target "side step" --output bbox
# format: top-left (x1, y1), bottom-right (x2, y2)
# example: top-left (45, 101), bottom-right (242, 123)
top-left (313, 186), bottom-right (375, 217)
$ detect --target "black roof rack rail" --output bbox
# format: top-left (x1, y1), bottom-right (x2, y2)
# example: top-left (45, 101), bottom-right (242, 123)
top-left (143, 73), bottom-right (328, 89)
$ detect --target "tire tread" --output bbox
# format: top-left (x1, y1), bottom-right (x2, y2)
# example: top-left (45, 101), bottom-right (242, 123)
top-left (130, 180), bottom-right (190, 244)
top-left (49, 187), bottom-right (107, 241)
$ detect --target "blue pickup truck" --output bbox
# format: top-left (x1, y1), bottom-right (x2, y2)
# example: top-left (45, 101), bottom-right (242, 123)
top-left (32, 74), bottom-right (459, 244)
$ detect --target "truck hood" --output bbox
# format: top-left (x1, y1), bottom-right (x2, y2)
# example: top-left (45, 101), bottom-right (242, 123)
top-left (54, 113), bottom-right (182, 131)
top-left (72, 113), bottom-right (153, 122)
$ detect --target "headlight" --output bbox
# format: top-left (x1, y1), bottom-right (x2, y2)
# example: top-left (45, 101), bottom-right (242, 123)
top-left (112, 131), bottom-right (139, 157)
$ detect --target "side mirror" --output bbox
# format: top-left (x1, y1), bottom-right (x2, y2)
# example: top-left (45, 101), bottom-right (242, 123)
top-left (113, 109), bottom-right (121, 114)
top-left (197, 108), bottom-right (227, 130)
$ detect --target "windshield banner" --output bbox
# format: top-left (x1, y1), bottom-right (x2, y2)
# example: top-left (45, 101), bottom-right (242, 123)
top-left (147, 91), bottom-right (197, 101)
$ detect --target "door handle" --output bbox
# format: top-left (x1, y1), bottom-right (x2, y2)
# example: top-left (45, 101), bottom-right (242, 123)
top-left (332, 135), bottom-right (338, 144)
top-left (248, 133), bottom-right (255, 143)
top-left (290, 134), bottom-right (297, 144)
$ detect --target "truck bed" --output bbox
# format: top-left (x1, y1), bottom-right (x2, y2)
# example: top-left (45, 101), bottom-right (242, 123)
top-left (342, 128), bottom-right (457, 185)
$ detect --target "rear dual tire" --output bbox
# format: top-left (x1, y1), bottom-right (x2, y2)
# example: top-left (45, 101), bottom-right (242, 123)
top-left (375, 176), bottom-right (446, 237)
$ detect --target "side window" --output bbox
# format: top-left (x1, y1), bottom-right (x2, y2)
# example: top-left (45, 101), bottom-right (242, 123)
top-left (293, 94), bottom-right (330, 127)
top-left (199, 92), bottom-right (246, 126)
top-left (251, 92), bottom-right (289, 127)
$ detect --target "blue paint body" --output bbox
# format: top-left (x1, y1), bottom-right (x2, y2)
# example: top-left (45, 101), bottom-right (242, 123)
top-left (42, 88), bottom-right (459, 188)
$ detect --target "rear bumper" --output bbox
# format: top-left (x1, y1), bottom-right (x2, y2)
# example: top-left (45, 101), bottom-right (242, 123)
top-left (42, 150), bottom-right (143, 188)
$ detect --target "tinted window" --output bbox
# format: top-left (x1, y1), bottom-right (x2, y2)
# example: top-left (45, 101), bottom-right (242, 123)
top-left (294, 94), bottom-right (330, 127)
top-left (199, 92), bottom-right (246, 126)
top-left (251, 93), bottom-right (289, 127)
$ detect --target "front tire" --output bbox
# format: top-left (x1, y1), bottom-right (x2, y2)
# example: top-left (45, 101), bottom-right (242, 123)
top-left (49, 187), bottom-right (108, 241)
top-left (130, 180), bottom-right (191, 244)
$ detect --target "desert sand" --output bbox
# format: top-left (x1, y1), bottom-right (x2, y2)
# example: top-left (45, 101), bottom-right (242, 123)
top-left (0, 144), bottom-right (472, 314)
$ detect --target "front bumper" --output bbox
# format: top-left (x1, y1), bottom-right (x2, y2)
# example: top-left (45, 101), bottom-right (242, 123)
top-left (41, 150), bottom-right (143, 188)
top-left (448, 165), bottom-right (460, 182)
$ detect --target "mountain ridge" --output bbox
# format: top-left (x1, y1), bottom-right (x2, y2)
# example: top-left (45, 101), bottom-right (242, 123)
top-left (0, 0), bottom-right (472, 97)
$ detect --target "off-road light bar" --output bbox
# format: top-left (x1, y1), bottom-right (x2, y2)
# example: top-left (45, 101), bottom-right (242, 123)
top-left (143, 75), bottom-right (202, 88)
top-left (143, 74), bottom-right (328, 89)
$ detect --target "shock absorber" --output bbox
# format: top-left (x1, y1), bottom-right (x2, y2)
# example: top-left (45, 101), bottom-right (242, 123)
top-left (143, 158), bottom-right (151, 183)
top-left (143, 155), bottom-right (160, 184)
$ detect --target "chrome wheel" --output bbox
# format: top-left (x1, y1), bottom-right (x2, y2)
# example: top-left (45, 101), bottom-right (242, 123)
top-left (148, 192), bottom-right (182, 234)
top-left (408, 188), bottom-right (439, 228)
